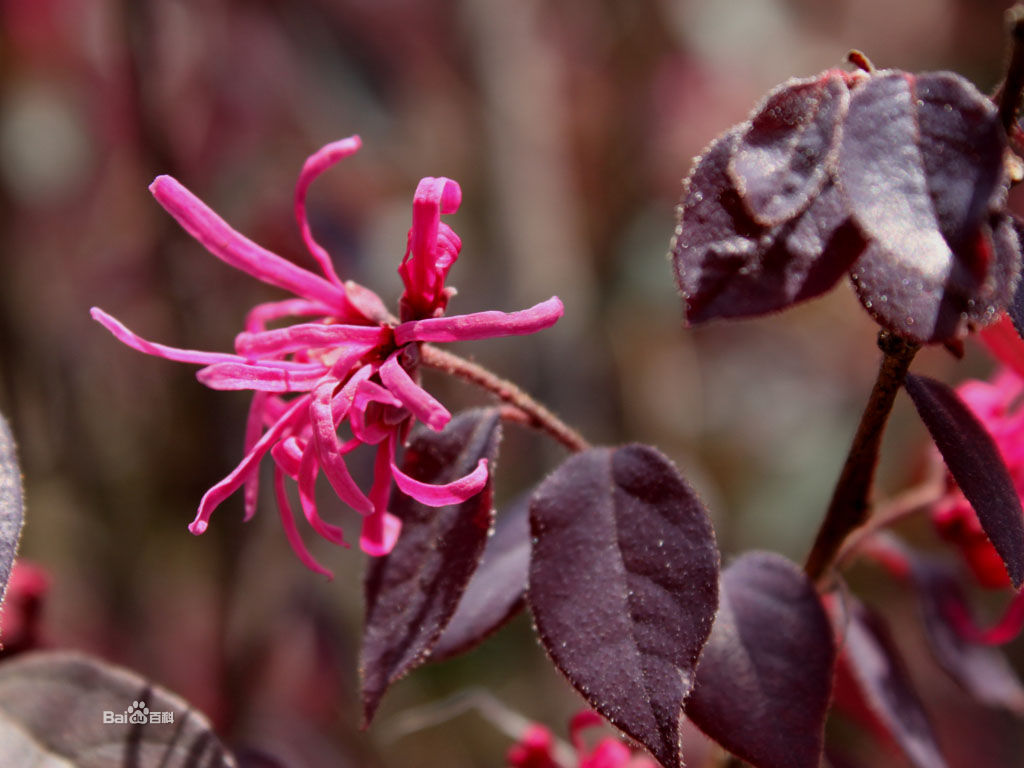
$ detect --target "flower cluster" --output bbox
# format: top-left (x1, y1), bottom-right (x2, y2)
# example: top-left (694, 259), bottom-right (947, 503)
top-left (92, 136), bottom-right (563, 576)
top-left (931, 316), bottom-right (1024, 588)
top-left (506, 711), bottom-right (657, 768)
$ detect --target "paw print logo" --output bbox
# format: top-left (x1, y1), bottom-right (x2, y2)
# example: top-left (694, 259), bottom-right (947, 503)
top-left (125, 700), bottom-right (150, 725)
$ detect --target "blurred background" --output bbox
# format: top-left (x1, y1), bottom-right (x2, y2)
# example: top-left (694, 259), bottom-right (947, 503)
top-left (1, 0), bottom-right (1023, 765)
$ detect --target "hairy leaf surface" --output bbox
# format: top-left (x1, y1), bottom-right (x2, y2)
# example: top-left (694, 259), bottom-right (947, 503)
top-left (839, 71), bottom-right (1013, 342)
top-left (730, 71), bottom-right (850, 225)
top-left (686, 552), bottom-right (834, 768)
top-left (672, 130), bottom-right (863, 324)
top-left (528, 444), bottom-right (718, 768)
top-left (430, 493), bottom-right (530, 662)
top-left (361, 408), bottom-right (501, 725)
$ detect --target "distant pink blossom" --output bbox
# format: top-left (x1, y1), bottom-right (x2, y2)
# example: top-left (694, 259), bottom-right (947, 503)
top-left (92, 136), bottom-right (562, 576)
top-left (506, 711), bottom-right (657, 768)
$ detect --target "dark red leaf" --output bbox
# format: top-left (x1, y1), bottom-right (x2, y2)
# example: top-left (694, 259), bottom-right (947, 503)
top-left (0, 650), bottom-right (234, 766)
top-left (685, 552), bottom-right (834, 768)
top-left (910, 558), bottom-right (1024, 713)
top-left (672, 129), bottom-right (863, 325)
top-left (904, 374), bottom-right (1024, 588)
top-left (361, 408), bottom-right (501, 725)
top-left (0, 413), bottom-right (24, 617)
top-left (528, 444), bottom-right (719, 768)
top-left (838, 71), bottom-right (1013, 342)
top-left (729, 71), bottom-right (850, 226)
top-left (838, 598), bottom-right (948, 768)
top-left (1006, 216), bottom-right (1024, 341)
top-left (430, 493), bottom-right (530, 662)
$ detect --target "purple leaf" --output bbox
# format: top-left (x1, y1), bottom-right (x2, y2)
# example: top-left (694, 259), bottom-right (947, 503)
top-left (685, 552), bottom-right (835, 768)
top-left (429, 493), bottom-right (531, 662)
top-left (0, 650), bottom-right (234, 766)
top-left (729, 70), bottom-right (851, 226)
top-left (672, 129), bottom-right (863, 325)
top-left (838, 71), bottom-right (1015, 342)
top-left (528, 444), bottom-right (719, 768)
top-left (361, 408), bottom-right (501, 725)
top-left (840, 599), bottom-right (948, 768)
top-left (1005, 216), bottom-right (1024, 341)
top-left (0, 413), bottom-right (23, 618)
top-left (904, 373), bottom-right (1024, 588)
top-left (910, 557), bottom-right (1024, 713)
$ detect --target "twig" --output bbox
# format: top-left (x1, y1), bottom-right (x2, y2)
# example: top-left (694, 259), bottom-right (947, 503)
top-left (804, 332), bottom-right (919, 583)
top-left (420, 344), bottom-right (590, 453)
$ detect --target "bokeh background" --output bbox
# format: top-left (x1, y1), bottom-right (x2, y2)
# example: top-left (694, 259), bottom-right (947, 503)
top-left (1, 0), bottom-right (1023, 765)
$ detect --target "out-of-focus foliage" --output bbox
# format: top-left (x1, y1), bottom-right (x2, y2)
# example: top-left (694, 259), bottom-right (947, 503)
top-left (1, 1), bottom-right (1022, 766)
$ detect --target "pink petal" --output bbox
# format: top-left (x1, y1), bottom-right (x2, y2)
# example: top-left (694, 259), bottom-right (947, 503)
top-left (270, 436), bottom-right (304, 479)
top-left (310, 380), bottom-right (374, 514)
top-left (388, 433), bottom-right (489, 506)
top-left (379, 351), bottom-right (451, 431)
top-left (350, 379), bottom-right (405, 445)
top-left (197, 362), bottom-right (328, 392)
top-left (398, 177), bottom-right (462, 315)
top-left (272, 463), bottom-right (334, 579)
top-left (360, 442), bottom-right (402, 556)
top-left (394, 296), bottom-right (564, 344)
top-left (343, 280), bottom-right (391, 324)
top-left (150, 175), bottom-right (350, 310)
top-left (297, 443), bottom-right (350, 547)
top-left (190, 395), bottom-right (311, 535)
top-left (332, 363), bottom-right (375, 422)
top-left (242, 391), bottom-right (269, 521)
top-left (244, 298), bottom-right (335, 333)
top-left (234, 323), bottom-right (389, 358)
top-left (980, 315), bottom-right (1024, 381)
top-left (92, 307), bottom-right (245, 366)
top-left (294, 136), bottom-right (362, 287)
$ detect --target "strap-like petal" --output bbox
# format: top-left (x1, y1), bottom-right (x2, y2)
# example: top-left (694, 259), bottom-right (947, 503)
top-left (379, 351), bottom-right (450, 431)
top-left (360, 442), bottom-right (402, 556)
top-left (294, 136), bottom-right (362, 286)
top-left (310, 380), bottom-right (374, 514)
top-left (234, 323), bottom-right (389, 359)
top-left (395, 297), bottom-right (564, 344)
top-left (244, 298), bottom-right (335, 333)
top-left (272, 463), bottom-right (333, 579)
top-left (190, 394), bottom-right (311, 535)
top-left (197, 362), bottom-right (328, 392)
top-left (297, 443), bottom-right (350, 547)
top-left (388, 433), bottom-right (489, 506)
top-left (150, 175), bottom-right (351, 310)
top-left (242, 391), bottom-right (269, 521)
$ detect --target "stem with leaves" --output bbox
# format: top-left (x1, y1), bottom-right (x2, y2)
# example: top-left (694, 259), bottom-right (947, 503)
top-left (804, 332), bottom-right (919, 583)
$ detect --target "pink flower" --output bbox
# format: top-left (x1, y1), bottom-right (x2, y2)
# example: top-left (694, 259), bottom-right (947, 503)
top-left (92, 136), bottom-right (563, 577)
top-left (931, 316), bottom-right (1024, 589)
top-left (506, 711), bottom-right (657, 768)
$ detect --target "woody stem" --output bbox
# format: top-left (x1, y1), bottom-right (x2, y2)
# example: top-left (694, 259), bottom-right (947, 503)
top-left (419, 344), bottom-right (590, 453)
top-left (804, 331), bottom-right (919, 583)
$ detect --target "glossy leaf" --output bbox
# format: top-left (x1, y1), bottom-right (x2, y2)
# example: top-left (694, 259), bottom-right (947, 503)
top-left (685, 553), bottom-right (834, 768)
top-left (910, 558), bottom-right (1024, 713)
top-left (0, 412), bottom-right (23, 617)
top-left (672, 129), bottom-right (863, 324)
top-left (361, 408), bottom-right (501, 725)
top-left (0, 650), bottom-right (234, 767)
top-left (729, 70), bottom-right (850, 225)
top-left (839, 71), bottom-right (1014, 342)
top-left (905, 373), bottom-right (1024, 588)
top-left (839, 599), bottom-right (948, 768)
top-left (528, 444), bottom-right (719, 768)
top-left (430, 493), bottom-right (530, 662)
